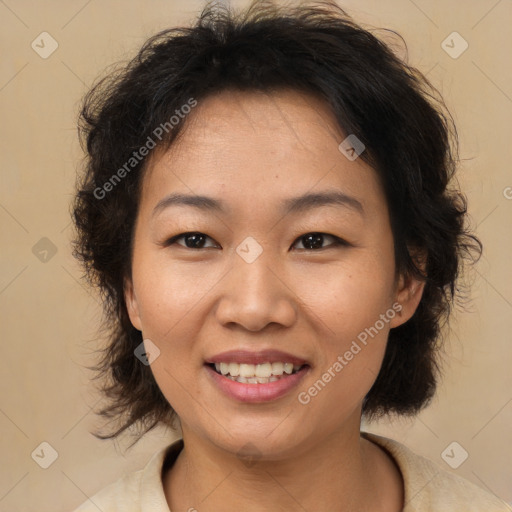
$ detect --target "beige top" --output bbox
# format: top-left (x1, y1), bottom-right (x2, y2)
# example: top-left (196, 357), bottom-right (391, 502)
top-left (73, 432), bottom-right (511, 511)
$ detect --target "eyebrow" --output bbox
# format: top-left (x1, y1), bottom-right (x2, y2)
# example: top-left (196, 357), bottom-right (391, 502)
top-left (152, 190), bottom-right (364, 218)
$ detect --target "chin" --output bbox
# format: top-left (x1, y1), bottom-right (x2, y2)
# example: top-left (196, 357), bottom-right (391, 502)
top-left (198, 417), bottom-right (314, 461)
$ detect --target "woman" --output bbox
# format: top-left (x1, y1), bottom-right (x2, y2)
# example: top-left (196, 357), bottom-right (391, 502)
top-left (71, 1), bottom-right (509, 510)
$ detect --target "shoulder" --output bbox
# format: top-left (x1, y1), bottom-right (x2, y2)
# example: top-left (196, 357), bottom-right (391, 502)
top-left (72, 468), bottom-right (144, 512)
top-left (71, 439), bottom-right (184, 512)
top-left (363, 432), bottom-right (511, 512)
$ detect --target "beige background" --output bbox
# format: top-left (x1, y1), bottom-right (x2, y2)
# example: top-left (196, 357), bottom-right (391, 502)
top-left (0, 0), bottom-right (511, 510)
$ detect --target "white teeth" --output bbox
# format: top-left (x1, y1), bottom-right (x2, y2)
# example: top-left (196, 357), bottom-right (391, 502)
top-left (239, 363), bottom-right (255, 378)
top-left (228, 362), bottom-right (240, 376)
top-left (255, 362), bottom-right (272, 378)
top-left (271, 362), bottom-right (284, 375)
top-left (212, 361), bottom-right (303, 380)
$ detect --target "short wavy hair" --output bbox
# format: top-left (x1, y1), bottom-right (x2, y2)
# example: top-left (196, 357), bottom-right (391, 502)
top-left (72, 0), bottom-right (481, 442)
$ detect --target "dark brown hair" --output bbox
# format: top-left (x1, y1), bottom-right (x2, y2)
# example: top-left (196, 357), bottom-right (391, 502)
top-left (72, 0), bottom-right (481, 443)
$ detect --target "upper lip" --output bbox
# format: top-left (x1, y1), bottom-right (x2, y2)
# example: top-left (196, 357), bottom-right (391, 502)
top-left (205, 349), bottom-right (309, 366)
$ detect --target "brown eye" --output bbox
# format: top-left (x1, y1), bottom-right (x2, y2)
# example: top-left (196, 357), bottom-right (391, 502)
top-left (167, 232), bottom-right (219, 249)
top-left (292, 232), bottom-right (344, 250)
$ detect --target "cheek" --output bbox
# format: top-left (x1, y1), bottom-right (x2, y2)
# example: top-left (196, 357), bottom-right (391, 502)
top-left (293, 253), bottom-right (396, 339)
top-left (292, 252), bottom-right (395, 405)
top-left (129, 253), bottom-right (217, 405)
top-left (296, 266), bottom-right (394, 421)
top-left (131, 249), bottom-right (224, 340)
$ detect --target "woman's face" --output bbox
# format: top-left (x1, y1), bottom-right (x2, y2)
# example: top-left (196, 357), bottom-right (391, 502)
top-left (125, 89), bottom-right (423, 459)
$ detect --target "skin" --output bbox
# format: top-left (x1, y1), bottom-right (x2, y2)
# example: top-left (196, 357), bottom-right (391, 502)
top-left (125, 89), bottom-right (425, 512)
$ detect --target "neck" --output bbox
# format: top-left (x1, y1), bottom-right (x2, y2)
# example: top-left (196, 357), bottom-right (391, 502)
top-left (163, 417), bottom-right (403, 512)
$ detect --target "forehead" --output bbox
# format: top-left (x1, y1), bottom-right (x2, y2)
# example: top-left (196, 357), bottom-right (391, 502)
top-left (140, 89), bottom-right (385, 217)
top-left (163, 88), bottom-right (345, 167)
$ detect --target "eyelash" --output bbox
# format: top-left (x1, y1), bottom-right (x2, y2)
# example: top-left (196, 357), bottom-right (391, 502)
top-left (163, 231), bottom-right (349, 251)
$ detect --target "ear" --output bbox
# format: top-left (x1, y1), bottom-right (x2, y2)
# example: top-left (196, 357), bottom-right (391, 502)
top-left (124, 277), bottom-right (142, 331)
top-left (389, 250), bottom-right (427, 329)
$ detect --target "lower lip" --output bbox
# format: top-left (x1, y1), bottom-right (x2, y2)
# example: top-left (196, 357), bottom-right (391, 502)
top-left (205, 364), bottom-right (310, 403)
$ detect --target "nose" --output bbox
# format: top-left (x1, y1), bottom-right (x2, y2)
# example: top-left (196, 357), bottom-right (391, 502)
top-left (214, 251), bottom-right (298, 332)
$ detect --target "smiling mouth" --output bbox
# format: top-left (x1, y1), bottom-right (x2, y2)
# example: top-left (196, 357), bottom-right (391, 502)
top-left (207, 361), bottom-right (307, 384)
